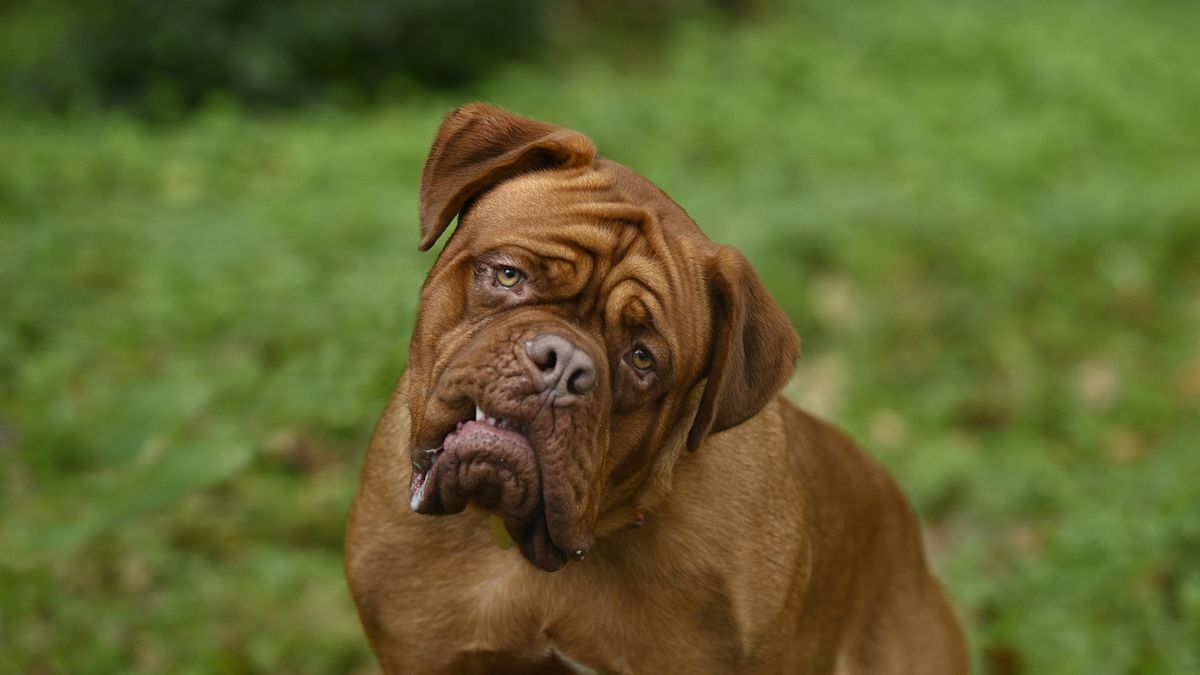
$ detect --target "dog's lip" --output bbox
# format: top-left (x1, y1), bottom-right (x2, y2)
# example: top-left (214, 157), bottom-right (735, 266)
top-left (408, 405), bottom-right (528, 513)
top-left (445, 418), bottom-right (531, 454)
top-left (408, 402), bottom-right (583, 569)
top-left (409, 404), bottom-right (523, 470)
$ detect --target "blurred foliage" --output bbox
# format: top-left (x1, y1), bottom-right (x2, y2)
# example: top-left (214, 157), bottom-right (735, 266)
top-left (0, 0), bottom-right (744, 115)
top-left (3, 0), bottom-right (1200, 673)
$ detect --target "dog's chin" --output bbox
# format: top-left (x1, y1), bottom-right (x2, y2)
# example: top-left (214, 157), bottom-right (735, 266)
top-left (408, 411), bottom-right (573, 572)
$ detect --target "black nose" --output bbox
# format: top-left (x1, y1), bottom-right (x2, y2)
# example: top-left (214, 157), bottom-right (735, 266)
top-left (525, 333), bottom-right (597, 398)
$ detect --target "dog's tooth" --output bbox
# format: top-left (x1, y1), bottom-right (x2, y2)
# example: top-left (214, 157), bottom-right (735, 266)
top-left (409, 479), bottom-right (428, 512)
top-left (573, 550), bottom-right (586, 561)
top-left (475, 406), bottom-right (484, 422)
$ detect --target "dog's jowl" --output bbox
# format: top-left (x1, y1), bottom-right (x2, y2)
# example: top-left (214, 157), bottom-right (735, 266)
top-left (345, 103), bottom-right (969, 674)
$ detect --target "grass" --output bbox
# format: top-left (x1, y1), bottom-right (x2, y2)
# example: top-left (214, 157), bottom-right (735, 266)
top-left (2, 0), bottom-right (1199, 672)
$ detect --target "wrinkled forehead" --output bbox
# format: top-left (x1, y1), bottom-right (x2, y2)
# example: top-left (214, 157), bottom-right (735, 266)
top-left (460, 169), bottom-right (653, 261)
top-left (457, 168), bottom-right (711, 363)
top-left (467, 170), bottom-right (626, 234)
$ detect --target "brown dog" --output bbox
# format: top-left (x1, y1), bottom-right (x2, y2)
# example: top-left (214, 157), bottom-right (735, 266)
top-left (345, 103), bottom-right (968, 674)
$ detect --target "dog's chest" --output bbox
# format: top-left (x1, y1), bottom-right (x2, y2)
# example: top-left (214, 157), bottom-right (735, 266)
top-left (441, 645), bottom-right (600, 675)
top-left (443, 554), bottom-right (746, 674)
top-left (452, 564), bottom-right (622, 672)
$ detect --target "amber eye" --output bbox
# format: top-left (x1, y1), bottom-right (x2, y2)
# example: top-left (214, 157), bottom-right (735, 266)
top-left (496, 266), bottom-right (524, 288)
top-left (630, 346), bottom-right (654, 371)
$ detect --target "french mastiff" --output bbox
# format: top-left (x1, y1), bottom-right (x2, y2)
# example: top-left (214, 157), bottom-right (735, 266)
top-left (345, 103), bottom-right (968, 674)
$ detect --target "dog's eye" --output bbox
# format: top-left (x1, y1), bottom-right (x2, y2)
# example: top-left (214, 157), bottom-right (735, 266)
top-left (630, 346), bottom-right (654, 371)
top-left (496, 266), bottom-right (525, 288)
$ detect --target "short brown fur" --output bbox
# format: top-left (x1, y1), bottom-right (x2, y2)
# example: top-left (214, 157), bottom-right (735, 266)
top-left (345, 103), bottom-right (968, 674)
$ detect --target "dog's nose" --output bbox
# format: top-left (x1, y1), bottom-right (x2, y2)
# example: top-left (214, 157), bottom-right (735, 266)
top-left (525, 333), bottom-right (597, 397)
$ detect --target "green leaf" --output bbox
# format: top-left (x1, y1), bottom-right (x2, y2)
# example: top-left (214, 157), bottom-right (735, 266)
top-left (0, 432), bottom-right (251, 568)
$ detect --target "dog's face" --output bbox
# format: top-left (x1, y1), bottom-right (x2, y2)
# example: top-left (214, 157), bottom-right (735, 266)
top-left (404, 104), bottom-right (798, 571)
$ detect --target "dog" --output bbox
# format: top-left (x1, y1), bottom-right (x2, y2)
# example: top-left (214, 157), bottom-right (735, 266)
top-left (345, 103), bottom-right (968, 674)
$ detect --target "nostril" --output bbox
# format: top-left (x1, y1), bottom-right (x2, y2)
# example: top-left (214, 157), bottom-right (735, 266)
top-left (526, 333), bottom-right (596, 397)
top-left (564, 348), bottom-right (597, 395)
top-left (567, 367), bottom-right (596, 395)
top-left (525, 335), bottom-right (561, 373)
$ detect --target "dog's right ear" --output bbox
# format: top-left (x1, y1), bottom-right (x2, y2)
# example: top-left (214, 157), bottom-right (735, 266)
top-left (418, 103), bottom-right (597, 251)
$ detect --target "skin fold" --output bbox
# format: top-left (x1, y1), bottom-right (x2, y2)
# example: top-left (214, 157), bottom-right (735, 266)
top-left (345, 103), bottom-right (969, 674)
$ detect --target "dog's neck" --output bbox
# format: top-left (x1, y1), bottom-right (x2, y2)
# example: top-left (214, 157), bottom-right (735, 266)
top-left (593, 380), bottom-right (707, 536)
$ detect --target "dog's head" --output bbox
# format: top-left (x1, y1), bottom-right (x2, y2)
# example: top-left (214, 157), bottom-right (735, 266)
top-left (404, 103), bottom-right (799, 571)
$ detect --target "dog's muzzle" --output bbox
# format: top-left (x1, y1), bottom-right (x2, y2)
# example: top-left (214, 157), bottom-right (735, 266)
top-left (408, 332), bottom-right (599, 571)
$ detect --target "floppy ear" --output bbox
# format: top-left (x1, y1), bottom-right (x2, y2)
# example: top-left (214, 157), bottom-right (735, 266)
top-left (686, 246), bottom-right (801, 452)
top-left (418, 102), bottom-right (597, 251)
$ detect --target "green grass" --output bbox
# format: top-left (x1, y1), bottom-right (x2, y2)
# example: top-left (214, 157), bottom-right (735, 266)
top-left (3, 0), bottom-right (1200, 672)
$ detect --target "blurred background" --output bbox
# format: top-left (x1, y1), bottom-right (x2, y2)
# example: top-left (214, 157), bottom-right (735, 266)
top-left (1, 0), bottom-right (1198, 672)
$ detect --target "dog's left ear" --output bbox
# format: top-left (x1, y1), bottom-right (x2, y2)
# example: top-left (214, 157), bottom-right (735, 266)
top-left (687, 246), bottom-right (800, 452)
top-left (418, 102), bottom-right (597, 251)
